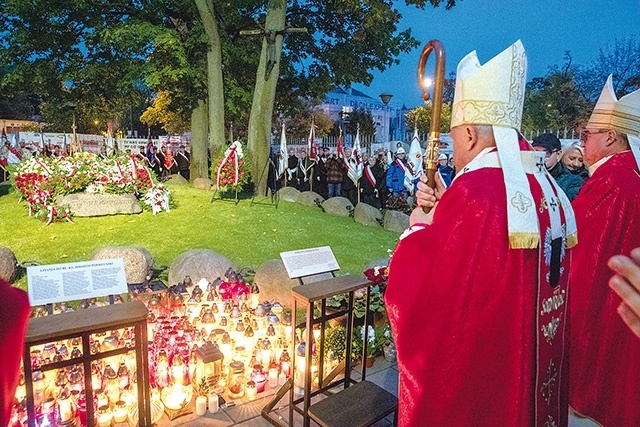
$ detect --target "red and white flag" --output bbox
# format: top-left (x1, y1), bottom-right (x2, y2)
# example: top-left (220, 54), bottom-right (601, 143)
top-left (348, 127), bottom-right (363, 185)
top-left (337, 128), bottom-right (344, 160)
top-left (307, 121), bottom-right (317, 162)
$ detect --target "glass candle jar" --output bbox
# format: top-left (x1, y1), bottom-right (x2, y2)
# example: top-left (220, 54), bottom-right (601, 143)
top-left (96, 405), bottom-right (112, 427)
top-left (245, 381), bottom-right (257, 401)
top-left (250, 364), bottom-right (267, 393)
top-left (56, 388), bottom-right (77, 424)
top-left (227, 361), bottom-right (246, 399)
top-left (113, 400), bottom-right (128, 423)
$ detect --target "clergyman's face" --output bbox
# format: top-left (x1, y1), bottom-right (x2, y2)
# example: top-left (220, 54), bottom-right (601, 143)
top-left (581, 127), bottom-right (610, 166)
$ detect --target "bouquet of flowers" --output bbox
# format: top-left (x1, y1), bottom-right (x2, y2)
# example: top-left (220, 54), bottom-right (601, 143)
top-left (364, 265), bottom-right (389, 288)
top-left (143, 184), bottom-right (171, 215)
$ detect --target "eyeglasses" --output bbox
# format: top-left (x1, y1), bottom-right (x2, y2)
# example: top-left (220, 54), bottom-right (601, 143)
top-left (580, 129), bottom-right (608, 142)
top-left (545, 149), bottom-right (560, 158)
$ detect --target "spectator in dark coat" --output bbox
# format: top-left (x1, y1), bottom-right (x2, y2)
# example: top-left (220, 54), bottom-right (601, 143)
top-left (561, 142), bottom-right (589, 183)
top-left (532, 133), bottom-right (584, 201)
top-left (359, 154), bottom-right (385, 209)
top-left (175, 145), bottom-right (191, 181)
top-left (315, 147), bottom-right (329, 198)
top-left (286, 148), bottom-right (298, 189)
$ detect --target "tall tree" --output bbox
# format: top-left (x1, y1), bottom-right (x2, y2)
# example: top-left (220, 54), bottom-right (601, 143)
top-left (247, 0), bottom-right (287, 193)
top-left (405, 102), bottom-right (452, 134)
top-left (578, 35), bottom-right (640, 101)
top-left (194, 0), bottom-right (226, 155)
top-left (522, 53), bottom-right (592, 133)
top-left (0, 0), bottom-right (151, 133)
top-left (346, 108), bottom-right (376, 137)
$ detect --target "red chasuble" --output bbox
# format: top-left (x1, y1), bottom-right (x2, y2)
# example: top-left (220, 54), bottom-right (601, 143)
top-left (0, 279), bottom-right (30, 427)
top-left (385, 162), bottom-right (571, 426)
top-left (569, 151), bottom-right (640, 426)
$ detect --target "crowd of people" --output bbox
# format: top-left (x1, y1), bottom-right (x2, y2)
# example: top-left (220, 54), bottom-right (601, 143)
top-left (270, 144), bottom-right (458, 211)
top-left (269, 131), bottom-right (590, 219)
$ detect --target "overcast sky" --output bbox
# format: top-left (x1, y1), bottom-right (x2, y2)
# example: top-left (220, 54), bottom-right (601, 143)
top-left (352, 0), bottom-right (640, 109)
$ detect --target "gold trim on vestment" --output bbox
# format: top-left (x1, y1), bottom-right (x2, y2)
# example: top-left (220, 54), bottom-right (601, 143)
top-left (509, 232), bottom-right (539, 249)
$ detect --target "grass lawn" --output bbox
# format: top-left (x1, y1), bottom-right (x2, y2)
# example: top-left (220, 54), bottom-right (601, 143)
top-left (0, 182), bottom-right (400, 291)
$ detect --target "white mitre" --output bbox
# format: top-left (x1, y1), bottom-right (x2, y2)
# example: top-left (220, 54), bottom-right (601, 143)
top-left (451, 40), bottom-right (526, 129)
top-left (451, 40), bottom-right (576, 249)
top-left (587, 75), bottom-right (640, 169)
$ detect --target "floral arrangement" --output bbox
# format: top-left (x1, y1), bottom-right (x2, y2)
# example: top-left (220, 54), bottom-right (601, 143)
top-left (363, 265), bottom-right (389, 290)
top-left (212, 141), bottom-right (250, 191)
top-left (143, 184), bottom-right (171, 215)
top-left (12, 153), bottom-right (171, 224)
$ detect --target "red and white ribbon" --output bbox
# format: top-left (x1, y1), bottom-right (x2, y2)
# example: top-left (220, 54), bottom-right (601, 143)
top-left (216, 146), bottom-right (239, 188)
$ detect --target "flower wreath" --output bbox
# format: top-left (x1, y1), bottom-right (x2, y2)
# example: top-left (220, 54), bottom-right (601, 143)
top-left (214, 141), bottom-right (248, 190)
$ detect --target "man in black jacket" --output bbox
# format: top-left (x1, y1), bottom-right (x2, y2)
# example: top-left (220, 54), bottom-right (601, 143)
top-left (532, 133), bottom-right (584, 200)
top-left (175, 145), bottom-right (190, 181)
top-left (359, 154), bottom-right (385, 208)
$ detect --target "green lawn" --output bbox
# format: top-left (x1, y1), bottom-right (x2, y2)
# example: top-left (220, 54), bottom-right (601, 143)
top-left (0, 183), bottom-right (399, 290)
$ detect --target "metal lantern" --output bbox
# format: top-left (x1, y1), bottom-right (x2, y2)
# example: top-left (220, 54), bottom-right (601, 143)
top-left (194, 342), bottom-right (224, 390)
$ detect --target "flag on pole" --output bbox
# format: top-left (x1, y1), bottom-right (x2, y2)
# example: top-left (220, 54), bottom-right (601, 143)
top-left (407, 128), bottom-right (423, 180)
top-left (404, 129), bottom-right (423, 193)
top-left (348, 127), bottom-right (363, 185)
top-left (277, 123), bottom-right (287, 178)
top-left (337, 128), bottom-right (344, 159)
top-left (307, 121), bottom-right (317, 162)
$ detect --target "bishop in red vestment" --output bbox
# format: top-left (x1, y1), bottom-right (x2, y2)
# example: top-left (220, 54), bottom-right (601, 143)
top-left (386, 41), bottom-right (576, 427)
top-left (0, 278), bottom-right (31, 427)
top-left (569, 75), bottom-right (640, 426)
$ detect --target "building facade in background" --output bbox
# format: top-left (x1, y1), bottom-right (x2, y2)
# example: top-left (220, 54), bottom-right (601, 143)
top-left (320, 87), bottom-right (410, 142)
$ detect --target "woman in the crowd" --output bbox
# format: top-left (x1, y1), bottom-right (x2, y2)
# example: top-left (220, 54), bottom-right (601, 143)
top-left (561, 141), bottom-right (589, 182)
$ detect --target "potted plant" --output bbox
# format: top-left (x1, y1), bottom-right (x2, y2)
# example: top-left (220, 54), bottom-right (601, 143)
top-left (377, 324), bottom-right (396, 364)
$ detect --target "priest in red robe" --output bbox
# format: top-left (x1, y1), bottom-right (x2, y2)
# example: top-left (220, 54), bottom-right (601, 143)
top-left (385, 40), bottom-right (577, 427)
top-left (569, 76), bottom-right (640, 426)
top-left (0, 278), bottom-right (30, 427)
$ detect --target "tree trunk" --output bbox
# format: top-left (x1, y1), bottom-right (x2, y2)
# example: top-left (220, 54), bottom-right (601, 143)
top-left (247, 0), bottom-right (286, 196)
top-left (194, 0), bottom-right (226, 174)
top-left (190, 98), bottom-right (209, 181)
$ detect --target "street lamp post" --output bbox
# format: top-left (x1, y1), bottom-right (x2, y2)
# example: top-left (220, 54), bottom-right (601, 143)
top-left (379, 93), bottom-right (393, 142)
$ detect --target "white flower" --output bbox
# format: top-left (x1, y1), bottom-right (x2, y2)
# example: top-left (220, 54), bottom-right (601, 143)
top-left (226, 141), bottom-right (244, 160)
top-left (143, 185), bottom-right (171, 215)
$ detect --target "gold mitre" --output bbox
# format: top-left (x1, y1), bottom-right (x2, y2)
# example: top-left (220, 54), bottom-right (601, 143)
top-left (587, 75), bottom-right (640, 136)
top-left (451, 40), bottom-right (527, 129)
